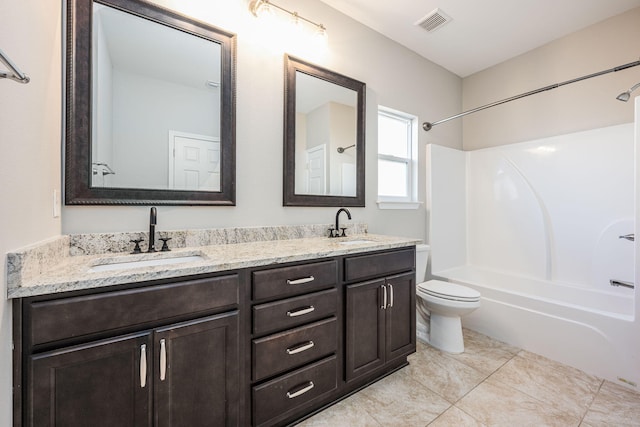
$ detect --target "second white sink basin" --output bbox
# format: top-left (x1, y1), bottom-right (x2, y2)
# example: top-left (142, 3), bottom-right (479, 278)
top-left (89, 254), bottom-right (205, 273)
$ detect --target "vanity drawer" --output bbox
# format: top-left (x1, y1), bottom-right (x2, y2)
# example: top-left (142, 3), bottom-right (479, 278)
top-left (253, 288), bottom-right (337, 336)
top-left (253, 355), bottom-right (337, 427)
top-left (252, 317), bottom-right (337, 382)
top-left (29, 274), bottom-right (239, 347)
top-left (252, 260), bottom-right (337, 301)
top-left (344, 248), bottom-right (415, 282)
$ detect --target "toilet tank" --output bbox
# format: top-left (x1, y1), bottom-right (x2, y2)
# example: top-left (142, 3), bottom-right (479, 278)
top-left (415, 244), bottom-right (430, 283)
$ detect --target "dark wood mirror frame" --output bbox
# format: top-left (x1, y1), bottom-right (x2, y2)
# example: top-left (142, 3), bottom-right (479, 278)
top-left (283, 55), bottom-right (366, 207)
top-left (65, 0), bottom-right (236, 205)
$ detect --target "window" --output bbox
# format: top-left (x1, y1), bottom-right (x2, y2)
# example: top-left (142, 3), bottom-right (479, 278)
top-left (377, 107), bottom-right (420, 209)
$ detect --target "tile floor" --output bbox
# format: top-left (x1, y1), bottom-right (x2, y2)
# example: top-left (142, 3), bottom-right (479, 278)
top-left (298, 329), bottom-right (640, 426)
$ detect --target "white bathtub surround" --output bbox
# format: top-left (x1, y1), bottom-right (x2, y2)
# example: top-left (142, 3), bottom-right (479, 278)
top-left (439, 266), bottom-right (635, 386)
top-left (427, 121), bottom-right (638, 389)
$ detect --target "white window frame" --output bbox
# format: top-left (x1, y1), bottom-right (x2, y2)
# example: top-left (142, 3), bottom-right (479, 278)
top-left (377, 106), bottom-right (421, 209)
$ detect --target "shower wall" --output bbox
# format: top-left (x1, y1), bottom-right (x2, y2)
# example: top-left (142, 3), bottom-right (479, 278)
top-left (429, 123), bottom-right (635, 293)
top-left (467, 123), bottom-right (634, 290)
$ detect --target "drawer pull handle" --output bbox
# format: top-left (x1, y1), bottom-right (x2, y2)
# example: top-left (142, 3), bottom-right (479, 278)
top-left (159, 338), bottom-right (167, 381)
top-left (140, 344), bottom-right (147, 388)
top-left (287, 306), bottom-right (315, 317)
top-left (286, 340), bottom-right (315, 355)
top-left (287, 276), bottom-right (315, 285)
top-left (381, 284), bottom-right (387, 310)
top-left (287, 381), bottom-right (315, 399)
top-left (388, 283), bottom-right (394, 308)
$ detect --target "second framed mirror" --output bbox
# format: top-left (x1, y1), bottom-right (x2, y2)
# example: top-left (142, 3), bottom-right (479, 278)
top-left (283, 55), bottom-right (365, 207)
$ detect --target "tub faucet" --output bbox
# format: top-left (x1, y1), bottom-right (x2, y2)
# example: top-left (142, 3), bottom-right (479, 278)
top-left (331, 207), bottom-right (352, 238)
top-left (148, 207), bottom-right (157, 252)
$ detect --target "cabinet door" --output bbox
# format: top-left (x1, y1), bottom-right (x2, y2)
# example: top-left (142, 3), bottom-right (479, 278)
top-left (154, 311), bottom-right (239, 427)
top-left (345, 279), bottom-right (385, 382)
top-left (385, 272), bottom-right (416, 361)
top-left (29, 332), bottom-right (151, 427)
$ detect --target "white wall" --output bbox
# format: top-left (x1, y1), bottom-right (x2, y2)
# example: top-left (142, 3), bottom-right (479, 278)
top-left (0, 1), bottom-right (63, 424)
top-left (61, 0), bottom-right (463, 239)
top-left (111, 70), bottom-right (219, 189)
top-left (462, 7), bottom-right (640, 150)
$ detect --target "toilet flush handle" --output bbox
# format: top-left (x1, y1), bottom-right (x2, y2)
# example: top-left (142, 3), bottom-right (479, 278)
top-left (619, 234), bottom-right (634, 241)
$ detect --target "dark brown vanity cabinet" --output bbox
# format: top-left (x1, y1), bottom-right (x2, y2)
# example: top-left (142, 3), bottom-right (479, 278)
top-left (344, 249), bottom-right (416, 382)
top-left (14, 245), bottom-right (417, 427)
top-left (16, 274), bottom-right (241, 427)
top-left (250, 260), bottom-right (340, 427)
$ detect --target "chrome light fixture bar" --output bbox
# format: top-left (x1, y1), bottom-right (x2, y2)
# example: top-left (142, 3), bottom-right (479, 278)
top-left (423, 57), bottom-right (640, 131)
top-left (249, 0), bottom-right (326, 37)
top-left (0, 48), bottom-right (30, 84)
top-left (616, 82), bottom-right (640, 102)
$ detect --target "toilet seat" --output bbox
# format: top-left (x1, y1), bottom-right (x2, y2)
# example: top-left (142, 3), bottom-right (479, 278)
top-left (418, 280), bottom-right (480, 302)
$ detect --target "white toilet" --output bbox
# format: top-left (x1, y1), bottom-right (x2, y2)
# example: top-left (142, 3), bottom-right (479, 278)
top-left (415, 245), bottom-right (481, 353)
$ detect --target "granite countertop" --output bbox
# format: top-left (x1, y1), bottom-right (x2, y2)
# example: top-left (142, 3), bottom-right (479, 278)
top-left (7, 233), bottom-right (420, 299)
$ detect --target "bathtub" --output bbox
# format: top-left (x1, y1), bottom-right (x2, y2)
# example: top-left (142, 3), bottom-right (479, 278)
top-left (435, 265), bottom-right (637, 388)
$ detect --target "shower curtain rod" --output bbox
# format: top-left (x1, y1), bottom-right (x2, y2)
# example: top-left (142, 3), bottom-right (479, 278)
top-left (422, 57), bottom-right (640, 131)
top-left (0, 48), bottom-right (30, 84)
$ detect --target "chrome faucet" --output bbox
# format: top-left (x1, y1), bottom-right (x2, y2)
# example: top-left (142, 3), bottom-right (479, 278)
top-left (148, 207), bottom-right (157, 252)
top-left (331, 207), bottom-right (352, 238)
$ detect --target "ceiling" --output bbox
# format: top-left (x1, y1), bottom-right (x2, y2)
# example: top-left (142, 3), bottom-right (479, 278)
top-left (318, 0), bottom-right (640, 77)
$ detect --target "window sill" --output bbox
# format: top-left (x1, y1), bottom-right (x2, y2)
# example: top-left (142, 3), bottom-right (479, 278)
top-left (376, 201), bottom-right (423, 210)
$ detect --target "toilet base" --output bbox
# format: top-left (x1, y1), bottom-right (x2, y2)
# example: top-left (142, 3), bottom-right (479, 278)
top-left (416, 323), bottom-right (429, 344)
top-left (427, 313), bottom-right (465, 354)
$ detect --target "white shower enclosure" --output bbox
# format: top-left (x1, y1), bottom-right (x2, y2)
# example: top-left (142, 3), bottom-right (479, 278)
top-left (427, 116), bottom-right (639, 389)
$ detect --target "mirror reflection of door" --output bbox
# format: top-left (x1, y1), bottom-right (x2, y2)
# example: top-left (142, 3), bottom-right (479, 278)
top-left (305, 144), bottom-right (327, 195)
top-left (169, 131), bottom-right (220, 191)
top-left (294, 71), bottom-right (357, 196)
top-left (91, 2), bottom-right (222, 192)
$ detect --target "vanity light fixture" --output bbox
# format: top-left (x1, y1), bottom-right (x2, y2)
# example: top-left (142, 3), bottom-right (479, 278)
top-left (249, 0), bottom-right (327, 39)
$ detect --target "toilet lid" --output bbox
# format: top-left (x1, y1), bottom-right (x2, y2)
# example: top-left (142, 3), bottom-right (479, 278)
top-left (418, 280), bottom-right (481, 302)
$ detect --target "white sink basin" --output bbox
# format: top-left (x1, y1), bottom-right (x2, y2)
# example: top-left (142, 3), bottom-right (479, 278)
top-left (89, 254), bottom-right (205, 273)
top-left (338, 239), bottom-right (374, 245)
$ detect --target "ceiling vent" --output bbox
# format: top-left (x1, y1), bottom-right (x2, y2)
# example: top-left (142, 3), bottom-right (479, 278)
top-left (415, 8), bottom-right (452, 33)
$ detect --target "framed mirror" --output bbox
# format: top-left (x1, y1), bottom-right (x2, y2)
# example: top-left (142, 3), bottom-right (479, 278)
top-left (65, 0), bottom-right (236, 205)
top-left (283, 55), bottom-right (365, 207)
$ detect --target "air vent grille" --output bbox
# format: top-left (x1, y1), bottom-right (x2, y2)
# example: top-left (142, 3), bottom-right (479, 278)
top-left (415, 8), bottom-right (452, 33)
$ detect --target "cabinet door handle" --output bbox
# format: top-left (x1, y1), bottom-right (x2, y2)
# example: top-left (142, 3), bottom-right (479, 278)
top-left (286, 340), bottom-right (315, 355)
top-left (388, 283), bottom-right (394, 308)
top-left (287, 276), bottom-right (315, 285)
top-left (381, 284), bottom-right (387, 310)
top-left (140, 344), bottom-right (147, 388)
top-left (286, 381), bottom-right (315, 399)
top-left (159, 338), bottom-right (167, 381)
top-left (287, 305), bottom-right (315, 317)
